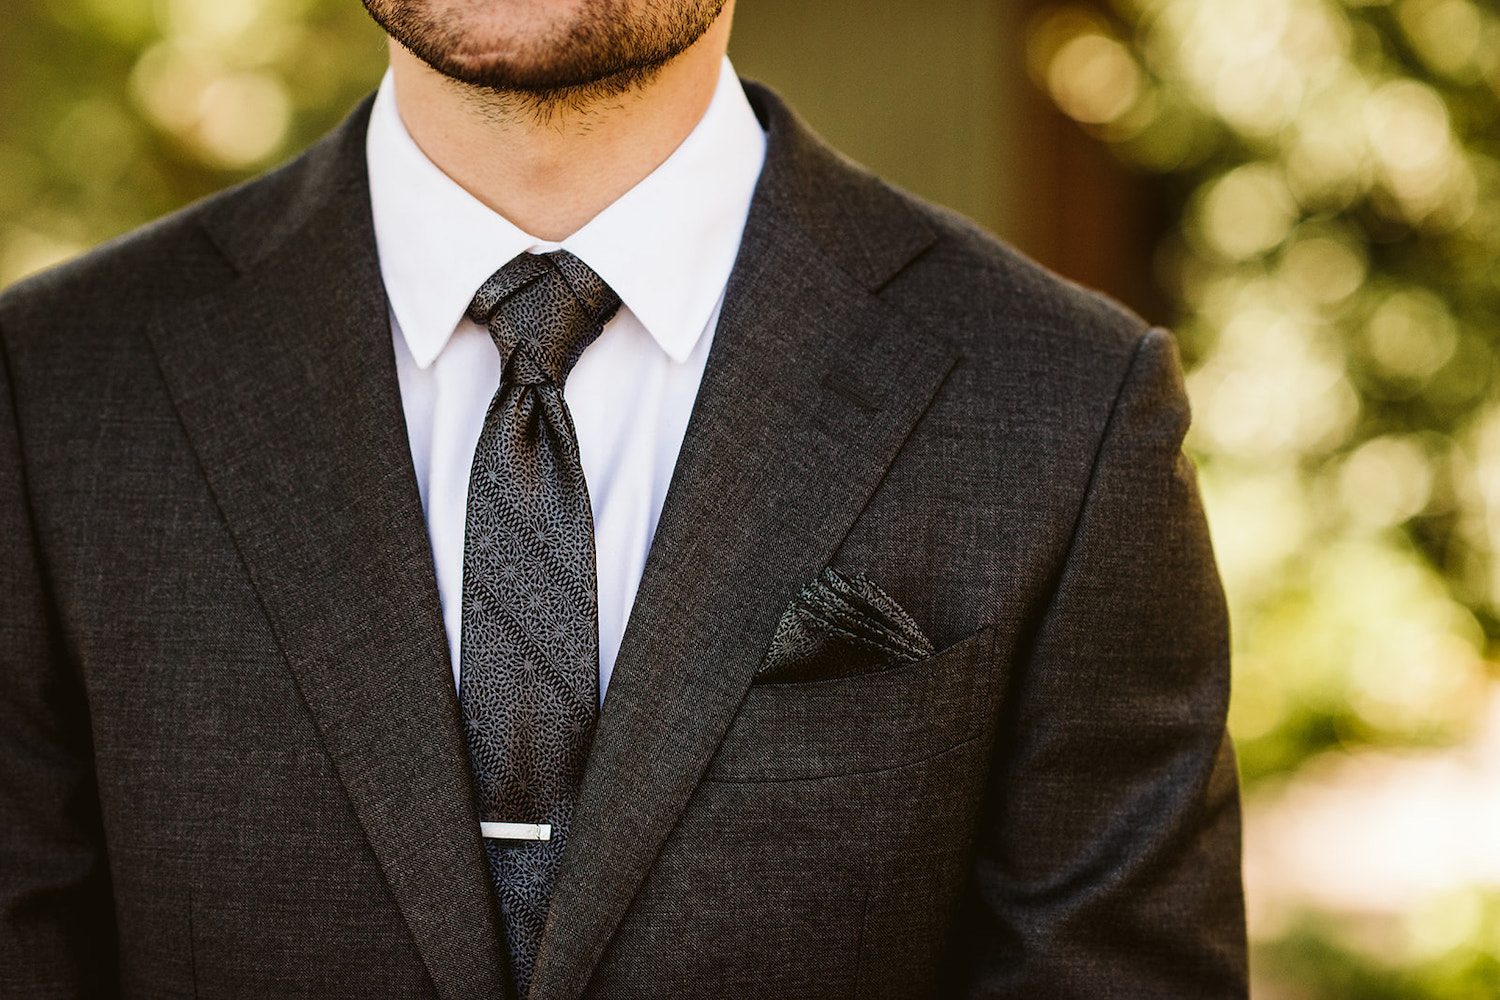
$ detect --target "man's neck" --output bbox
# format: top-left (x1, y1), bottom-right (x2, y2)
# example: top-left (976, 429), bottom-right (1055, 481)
top-left (386, 15), bottom-right (731, 243)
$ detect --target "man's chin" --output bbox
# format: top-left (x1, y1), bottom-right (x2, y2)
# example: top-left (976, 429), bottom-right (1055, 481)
top-left (437, 57), bottom-right (627, 92)
top-left (369, 0), bottom-right (726, 101)
top-left (407, 42), bottom-right (664, 98)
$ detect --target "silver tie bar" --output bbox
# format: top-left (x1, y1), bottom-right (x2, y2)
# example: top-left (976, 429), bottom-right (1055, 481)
top-left (480, 822), bottom-right (553, 841)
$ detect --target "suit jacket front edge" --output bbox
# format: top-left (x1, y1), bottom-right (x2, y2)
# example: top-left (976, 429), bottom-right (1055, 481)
top-left (0, 82), bottom-right (1247, 998)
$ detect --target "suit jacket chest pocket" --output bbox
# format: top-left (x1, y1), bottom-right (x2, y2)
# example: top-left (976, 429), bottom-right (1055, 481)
top-left (705, 626), bottom-right (998, 782)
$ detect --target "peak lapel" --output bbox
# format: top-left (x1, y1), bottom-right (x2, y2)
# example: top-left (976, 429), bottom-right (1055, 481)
top-left (143, 104), bottom-right (509, 1000)
top-left (530, 84), bottom-right (955, 1000)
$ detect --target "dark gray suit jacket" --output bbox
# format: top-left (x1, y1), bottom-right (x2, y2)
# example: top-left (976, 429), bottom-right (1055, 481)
top-left (0, 83), bottom-right (1246, 998)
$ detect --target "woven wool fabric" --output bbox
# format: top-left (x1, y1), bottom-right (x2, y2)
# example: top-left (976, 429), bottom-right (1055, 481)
top-left (459, 250), bottom-right (621, 998)
top-left (0, 85), bottom-right (1246, 1000)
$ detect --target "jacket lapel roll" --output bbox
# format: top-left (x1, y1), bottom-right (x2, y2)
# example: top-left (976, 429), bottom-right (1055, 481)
top-left (143, 105), bottom-right (510, 1000)
top-left (141, 82), bottom-right (954, 1000)
top-left (530, 84), bottom-right (955, 1000)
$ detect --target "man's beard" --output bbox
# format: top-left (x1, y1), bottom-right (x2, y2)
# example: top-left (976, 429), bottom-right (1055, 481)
top-left (362, 0), bottom-right (727, 106)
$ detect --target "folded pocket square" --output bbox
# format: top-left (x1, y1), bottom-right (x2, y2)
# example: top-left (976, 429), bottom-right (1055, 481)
top-left (756, 567), bottom-right (936, 683)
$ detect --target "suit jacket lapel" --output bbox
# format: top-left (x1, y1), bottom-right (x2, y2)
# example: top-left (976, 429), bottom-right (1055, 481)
top-left (530, 84), bottom-right (954, 1000)
top-left (143, 104), bottom-right (510, 1000)
top-left (139, 83), bottom-right (954, 1000)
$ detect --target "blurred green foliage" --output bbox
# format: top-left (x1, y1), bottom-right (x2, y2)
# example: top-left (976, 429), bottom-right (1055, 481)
top-left (1031, 0), bottom-right (1500, 779)
top-left (1032, 0), bottom-right (1500, 995)
top-left (0, 0), bottom-right (386, 285)
top-left (1257, 901), bottom-right (1500, 1000)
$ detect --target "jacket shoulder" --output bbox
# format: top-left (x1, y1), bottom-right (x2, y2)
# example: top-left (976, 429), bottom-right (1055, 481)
top-left (742, 80), bottom-right (1151, 376)
top-left (896, 197), bottom-right (1150, 360)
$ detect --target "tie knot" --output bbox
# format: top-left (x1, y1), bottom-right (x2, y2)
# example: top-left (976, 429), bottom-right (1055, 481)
top-left (466, 250), bottom-right (622, 386)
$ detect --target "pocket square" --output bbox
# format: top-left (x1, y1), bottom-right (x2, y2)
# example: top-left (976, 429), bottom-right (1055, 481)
top-left (756, 567), bottom-right (936, 683)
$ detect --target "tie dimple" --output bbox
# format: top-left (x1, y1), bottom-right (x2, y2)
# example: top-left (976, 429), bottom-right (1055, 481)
top-left (459, 249), bottom-right (620, 999)
top-left (468, 250), bottom-right (621, 385)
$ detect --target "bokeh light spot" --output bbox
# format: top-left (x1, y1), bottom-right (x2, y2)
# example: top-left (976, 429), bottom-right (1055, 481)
top-left (1400, 0), bottom-right (1484, 81)
top-left (1339, 435), bottom-right (1432, 527)
top-left (1365, 287), bottom-right (1459, 381)
top-left (194, 72), bottom-right (291, 166)
top-left (1047, 33), bottom-right (1142, 125)
top-left (1280, 235), bottom-right (1367, 305)
top-left (1199, 164), bottom-right (1299, 259)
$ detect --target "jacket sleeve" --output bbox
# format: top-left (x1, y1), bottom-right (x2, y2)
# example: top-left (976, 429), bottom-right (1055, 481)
top-left (0, 321), bottom-right (119, 998)
top-left (959, 327), bottom-right (1248, 997)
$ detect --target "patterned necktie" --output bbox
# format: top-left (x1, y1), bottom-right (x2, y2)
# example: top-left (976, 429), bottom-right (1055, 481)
top-left (459, 249), bottom-right (620, 999)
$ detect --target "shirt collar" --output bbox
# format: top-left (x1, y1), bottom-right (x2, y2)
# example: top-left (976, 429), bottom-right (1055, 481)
top-left (366, 56), bottom-right (767, 368)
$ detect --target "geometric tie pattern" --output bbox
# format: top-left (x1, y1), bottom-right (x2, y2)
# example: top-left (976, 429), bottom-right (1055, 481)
top-left (458, 250), bottom-right (620, 999)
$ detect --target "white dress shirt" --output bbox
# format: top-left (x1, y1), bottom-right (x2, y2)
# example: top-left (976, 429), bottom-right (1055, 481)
top-left (366, 58), bottom-right (767, 699)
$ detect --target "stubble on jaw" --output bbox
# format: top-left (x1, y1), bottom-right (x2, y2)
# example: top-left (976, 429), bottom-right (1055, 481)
top-left (361, 0), bottom-right (727, 127)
